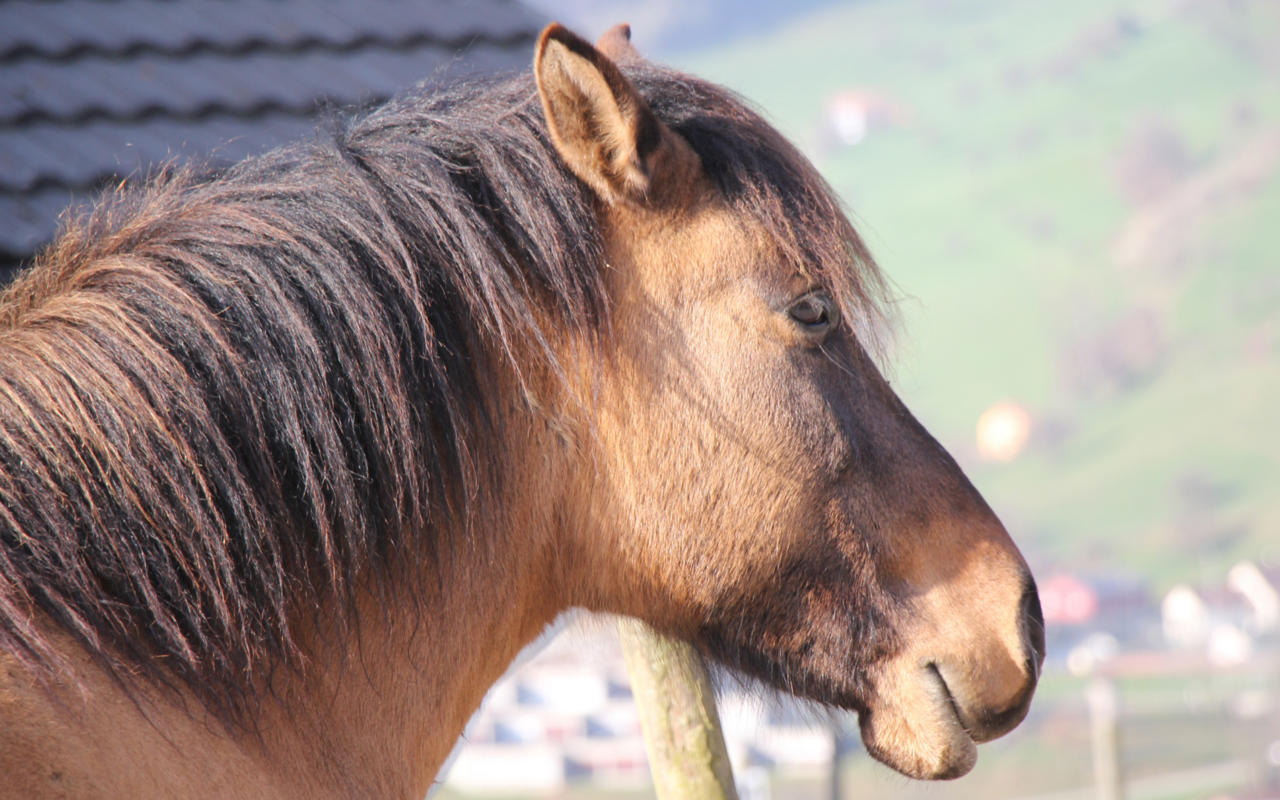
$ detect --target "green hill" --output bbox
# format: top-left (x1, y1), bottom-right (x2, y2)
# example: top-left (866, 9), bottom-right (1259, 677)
top-left (673, 0), bottom-right (1280, 586)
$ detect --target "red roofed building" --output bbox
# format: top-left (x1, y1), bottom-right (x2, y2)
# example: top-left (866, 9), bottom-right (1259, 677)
top-left (1041, 573), bottom-right (1100, 625)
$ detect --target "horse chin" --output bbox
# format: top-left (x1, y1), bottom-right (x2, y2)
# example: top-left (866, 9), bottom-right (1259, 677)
top-left (857, 659), bottom-right (979, 780)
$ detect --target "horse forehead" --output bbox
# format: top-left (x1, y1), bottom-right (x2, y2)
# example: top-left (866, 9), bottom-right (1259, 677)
top-left (621, 204), bottom-right (787, 298)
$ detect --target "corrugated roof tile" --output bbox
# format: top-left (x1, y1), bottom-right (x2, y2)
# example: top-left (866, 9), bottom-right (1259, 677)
top-left (0, 114), bottom-right (320, 192)
top-left (0, 0), bottom-right (545, 261)
top-left (1, 0), bottom-right (543, 60)
top-left (0, 188), bottom-right (89, 258)
top-left (3, 43), bottom-right (529, 124)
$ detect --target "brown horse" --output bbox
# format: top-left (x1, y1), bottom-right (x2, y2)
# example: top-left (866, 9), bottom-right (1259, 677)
top-left (0, 23), bottom-right (1042, 799)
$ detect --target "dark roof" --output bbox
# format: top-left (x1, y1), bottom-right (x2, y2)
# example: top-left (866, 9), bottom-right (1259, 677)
top-left (0, 0), bottom-right (547, 262)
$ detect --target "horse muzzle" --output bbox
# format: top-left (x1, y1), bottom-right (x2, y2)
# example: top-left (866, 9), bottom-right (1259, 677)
top-left (859, 567), bottom-right (1045, 779)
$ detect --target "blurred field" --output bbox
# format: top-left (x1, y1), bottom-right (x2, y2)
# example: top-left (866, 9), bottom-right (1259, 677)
top-left (671, 0), bottom-right (1280, 586)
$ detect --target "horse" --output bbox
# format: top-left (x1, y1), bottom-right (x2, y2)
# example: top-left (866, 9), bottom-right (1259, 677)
top-left (0, 23), bottom-right (1043, 799)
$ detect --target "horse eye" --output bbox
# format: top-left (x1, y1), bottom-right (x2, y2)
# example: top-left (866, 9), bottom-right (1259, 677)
top-left (788, 295), bottom-right (834, 329)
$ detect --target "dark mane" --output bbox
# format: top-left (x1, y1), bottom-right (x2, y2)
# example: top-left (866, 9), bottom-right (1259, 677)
top-left (0, 64), bottom-right (891, 719)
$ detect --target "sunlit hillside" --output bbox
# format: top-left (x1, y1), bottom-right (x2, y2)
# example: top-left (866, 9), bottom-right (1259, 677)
top-left (674, 0), bottom-right (1280, 586)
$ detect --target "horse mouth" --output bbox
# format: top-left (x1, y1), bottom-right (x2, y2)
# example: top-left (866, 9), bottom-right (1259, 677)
top-left (857, 660), bottom-right (979, 780)
top-left (929, 662), bottom-right (972, 731)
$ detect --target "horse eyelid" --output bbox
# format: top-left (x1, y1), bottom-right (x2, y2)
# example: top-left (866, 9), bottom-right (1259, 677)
top-left (786, 292), bottom-right (838, 331)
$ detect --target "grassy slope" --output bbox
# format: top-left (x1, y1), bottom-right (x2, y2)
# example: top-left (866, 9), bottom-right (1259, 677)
top-left (672, 0), bottom-right (1280, 585)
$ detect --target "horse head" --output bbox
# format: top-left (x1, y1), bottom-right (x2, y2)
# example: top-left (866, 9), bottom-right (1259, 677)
top-left (533, 24), bottom-right (1043, 780)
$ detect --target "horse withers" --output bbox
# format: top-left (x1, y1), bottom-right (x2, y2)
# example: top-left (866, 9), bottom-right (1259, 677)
top-left (0, 23), bottom-right (1043, 799)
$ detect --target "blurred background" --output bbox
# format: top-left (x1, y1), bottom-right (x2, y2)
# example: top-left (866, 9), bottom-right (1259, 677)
top-left (3, 0), bottom-right (1279, 798)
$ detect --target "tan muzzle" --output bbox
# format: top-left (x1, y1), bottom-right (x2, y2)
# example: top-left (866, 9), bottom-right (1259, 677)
top-left (860, 528), bottom-right (1044, 779)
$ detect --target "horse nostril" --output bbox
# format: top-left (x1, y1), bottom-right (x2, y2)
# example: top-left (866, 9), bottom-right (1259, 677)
top-left (1021, 577), bottom-right (1046, 678)
top-left (963, 575), bottom-right (1046, 743)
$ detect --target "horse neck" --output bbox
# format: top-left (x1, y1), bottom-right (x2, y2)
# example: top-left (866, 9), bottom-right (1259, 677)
top-left (0, 367), bottom-right (576, 800)
top-left (267, 553), bottom-right (564, 796)
top-left (256, 373), bottom-right (578, 798)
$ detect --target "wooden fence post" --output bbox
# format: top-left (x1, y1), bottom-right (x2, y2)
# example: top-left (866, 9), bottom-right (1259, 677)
top-left (1085, 677), bottom-right (1124, 800)
top-left (617, 618), bottom-right (739, 800)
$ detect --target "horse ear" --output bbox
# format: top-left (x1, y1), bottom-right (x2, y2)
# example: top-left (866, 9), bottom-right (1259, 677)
top-left (596, 23), bottom-right (642, 63)
top-left (535, 23), bottom-right (689, 206)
